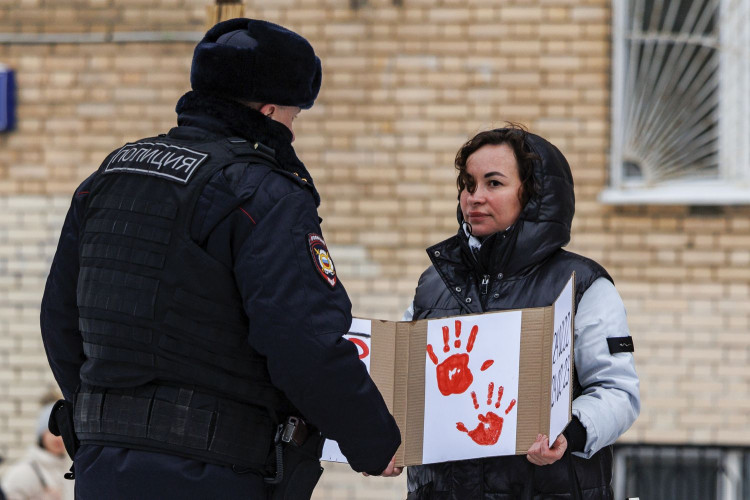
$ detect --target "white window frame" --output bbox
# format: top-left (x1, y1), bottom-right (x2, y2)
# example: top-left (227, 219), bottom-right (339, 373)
top-left (602, 0), bottom-right (750, 205)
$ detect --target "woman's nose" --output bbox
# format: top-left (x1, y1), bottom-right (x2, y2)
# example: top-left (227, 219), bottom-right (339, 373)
top-left (467, 189), bottom-right (484, 204)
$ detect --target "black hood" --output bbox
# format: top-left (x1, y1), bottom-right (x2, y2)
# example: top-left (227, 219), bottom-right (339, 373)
top-left (457, 132), bottom-right (575, 277)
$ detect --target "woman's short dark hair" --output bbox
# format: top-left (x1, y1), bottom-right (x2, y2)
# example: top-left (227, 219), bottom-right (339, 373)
top-left (455, 124), bottom-right (540, 207)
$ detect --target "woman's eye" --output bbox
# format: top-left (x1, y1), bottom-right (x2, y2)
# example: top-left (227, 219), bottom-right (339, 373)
top-left (489, 180), bottom-right (502, 187)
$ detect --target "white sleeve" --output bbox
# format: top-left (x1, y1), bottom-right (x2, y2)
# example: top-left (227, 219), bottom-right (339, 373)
top-left (401, 301), bottom-right (415, 321)
top-left (1, 460), bottom-right (44, 500)
top-left (571, 277), bottom-right (641, 458)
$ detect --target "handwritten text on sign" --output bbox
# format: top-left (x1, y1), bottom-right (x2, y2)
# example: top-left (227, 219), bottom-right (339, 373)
top-left (549, 276), bottom-right (574, 441)
top-left (550, 310), bottom-right (571, 410)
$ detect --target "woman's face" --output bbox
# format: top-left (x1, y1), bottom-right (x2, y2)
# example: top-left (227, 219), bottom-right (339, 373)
top-left (459, 143), bottom-right (523, 238)
top-left (42, 430), bottom-right (66, 457)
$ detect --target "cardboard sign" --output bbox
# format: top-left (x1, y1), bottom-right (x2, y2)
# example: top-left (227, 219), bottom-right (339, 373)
top-left (322, 274), bottom-right (575, 467)
top-left (321, 318), bottom-right (372, 463)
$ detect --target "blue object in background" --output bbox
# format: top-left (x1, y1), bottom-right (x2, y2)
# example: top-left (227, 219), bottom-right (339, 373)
top-left (0, 64), bottom-right (16, 132)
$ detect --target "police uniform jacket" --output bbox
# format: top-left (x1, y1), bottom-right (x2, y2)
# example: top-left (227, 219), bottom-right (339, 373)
top-left (40, 90), bottom-right (401, 499)
top-left (403, 133), bottom-right (640, 500)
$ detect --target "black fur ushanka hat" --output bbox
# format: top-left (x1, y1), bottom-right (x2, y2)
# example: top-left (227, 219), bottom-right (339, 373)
top-left (190, 18), bottom-right (322, 109)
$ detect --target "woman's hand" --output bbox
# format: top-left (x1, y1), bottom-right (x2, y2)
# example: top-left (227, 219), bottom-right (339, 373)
top-left (362, 456), bottom-right (403, 477)
top-left (526, 433), bottom-right (567, 466)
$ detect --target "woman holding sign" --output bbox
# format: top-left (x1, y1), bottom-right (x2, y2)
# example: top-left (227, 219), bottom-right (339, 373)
top-left (402, 126), bottom-right (640, 499)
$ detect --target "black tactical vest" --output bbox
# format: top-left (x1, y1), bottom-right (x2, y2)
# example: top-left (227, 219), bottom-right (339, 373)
top-left (74, 133), bottom-right (290, 469)
top-left (408, 235), bottom-right (615, 500)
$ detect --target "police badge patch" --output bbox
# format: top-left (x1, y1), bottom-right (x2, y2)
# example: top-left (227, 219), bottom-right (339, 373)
top-left (307, 233), bottom-right (337, 287)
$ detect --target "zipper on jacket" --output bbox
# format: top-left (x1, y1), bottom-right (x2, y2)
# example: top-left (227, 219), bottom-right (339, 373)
top-left (480, 274), bottom-right (490, 295)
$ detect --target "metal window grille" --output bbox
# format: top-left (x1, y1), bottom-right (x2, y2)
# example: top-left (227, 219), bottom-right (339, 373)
top-left (610, 0), bottom-right (750, 190)
top-left (613, 444), bottom-right (749, 500)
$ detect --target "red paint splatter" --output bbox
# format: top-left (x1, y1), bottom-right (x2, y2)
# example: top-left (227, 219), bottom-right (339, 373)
top-left (466, 325), bottom-right (479, 352)
top-left (442, 326), bottom-right (450, 353)
top-left (456, 382), bottom-right (517, 446)
top-left (494, 386), bottom-right (504, 408)
top-left (426, 344), bottom-right (439, 365)
top-left (347, 337), bottom-right (369, 360)
top-left (480, 360), bottom-right (494, 371)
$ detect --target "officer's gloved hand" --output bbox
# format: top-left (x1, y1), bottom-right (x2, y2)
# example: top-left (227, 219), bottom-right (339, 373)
top-left (361, 456), bottom-right (402, 478)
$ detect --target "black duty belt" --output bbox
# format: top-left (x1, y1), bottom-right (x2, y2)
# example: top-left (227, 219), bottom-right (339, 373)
top-left (74, 385), bottom-right (277, 470)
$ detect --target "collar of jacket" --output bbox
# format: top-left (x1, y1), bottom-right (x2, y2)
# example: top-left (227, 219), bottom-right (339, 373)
top-left (175, 90), bottom-right (320, 206)
top-left (434, 219), bottom-right (560, 282)
top-left (429, 226), bottom-right (529, 283)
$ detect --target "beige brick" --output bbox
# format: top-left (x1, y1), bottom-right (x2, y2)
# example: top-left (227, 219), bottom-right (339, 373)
top-left (500, 6), bottom-right (544, 22)
top-left (729, 218), bottom-right (750, 231)
top-left (395, 23), bottom-right (437, 38)
top-left (682, 250), bottom-right (727, 266)
top-left (465, 23), bottom-right (505, 39)
top-left (428, 8), bottom-right (471, 22)
top-left (539, 87), bottom-right (581, 103)
top-left (717, 234), bottom-right (750, 248)
top-left (643, 233), bottom-right (689, 248)
top-left (538, 23), bottom-right (583, 39)
top-left (571, 5), bottom-right (608, 22)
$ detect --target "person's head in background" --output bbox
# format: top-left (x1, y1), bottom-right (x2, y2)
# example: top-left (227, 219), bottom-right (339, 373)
top-left (36, 402), bottom-right (65, 457)
top-left (190, 18), bottom-right (322, 142)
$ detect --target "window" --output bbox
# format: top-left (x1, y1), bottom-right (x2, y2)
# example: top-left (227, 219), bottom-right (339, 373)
top-left (613, 444), bottom-right (750, 500)
top-left (603, 0), bottom-right (750, 204)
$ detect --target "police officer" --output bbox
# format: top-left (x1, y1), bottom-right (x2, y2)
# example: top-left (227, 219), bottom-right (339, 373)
top-left (40, 18), bottom-right (401, 499)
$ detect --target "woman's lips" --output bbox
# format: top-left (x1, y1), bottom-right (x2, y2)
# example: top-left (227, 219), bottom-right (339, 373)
top-left (468, 212), bottom-right (489, 219)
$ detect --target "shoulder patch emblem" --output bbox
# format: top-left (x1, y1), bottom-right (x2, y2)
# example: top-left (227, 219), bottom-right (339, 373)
top-left (307, 233), bottom-right (337, 287)
top-left (607, 336), bottom-right (635, 354)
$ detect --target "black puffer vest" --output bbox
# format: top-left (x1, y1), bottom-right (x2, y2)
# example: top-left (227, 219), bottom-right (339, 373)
top-left (74, 92), bottom-right (311, 470)
top-left (408, 132), bottom-right (614, 500)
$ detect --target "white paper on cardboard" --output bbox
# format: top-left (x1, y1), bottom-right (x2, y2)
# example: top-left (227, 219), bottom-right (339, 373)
top-left (421, 311), bottom-right (523, 464)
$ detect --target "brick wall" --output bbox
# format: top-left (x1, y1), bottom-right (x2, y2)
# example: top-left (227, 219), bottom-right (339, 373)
top-left (0, 197), bottom-right (68, 452)
top-left (2, 0), bottom-right (749, 497)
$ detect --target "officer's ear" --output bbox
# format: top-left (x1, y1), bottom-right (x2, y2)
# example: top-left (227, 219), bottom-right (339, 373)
top-left (259, 103), bottom-right (276, 118)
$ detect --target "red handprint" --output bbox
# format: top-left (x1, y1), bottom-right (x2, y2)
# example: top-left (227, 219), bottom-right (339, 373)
top-left (347, 337), bottom-right (369, 360)
top-left (427, 320), bottom-right (494, 396)
top-left (456, 382), bottom-right (516, 446)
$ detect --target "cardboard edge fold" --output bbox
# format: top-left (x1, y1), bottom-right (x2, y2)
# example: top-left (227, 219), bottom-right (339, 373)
top-left (403, 321), bottom-right (426, 466)
top-left (516, 306), bottom-right (546, 454)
